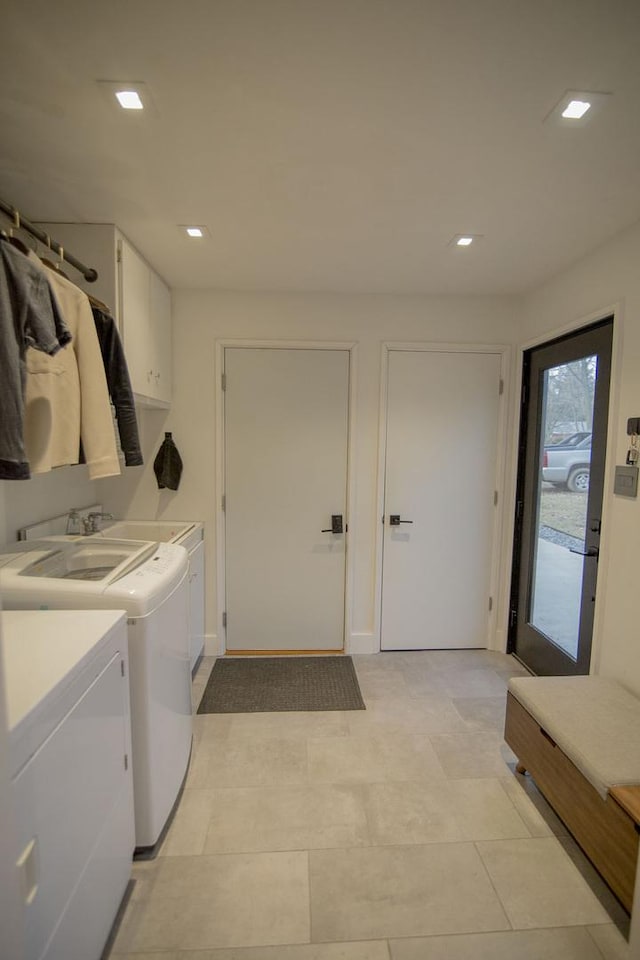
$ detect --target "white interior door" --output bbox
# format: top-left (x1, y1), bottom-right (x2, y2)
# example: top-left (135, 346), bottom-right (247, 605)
top-left (381, 349), bottom-right (502, 650)
top-left (224, 348), bottom-right (349, 652)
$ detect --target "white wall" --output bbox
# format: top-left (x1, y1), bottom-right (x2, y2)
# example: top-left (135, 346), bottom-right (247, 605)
top-left (0, 466), bottom-right (98, 545)
top-left (521, 218), bottom-right (640, 695)
top-left (98, 291), bottom-right (520, 653)
top-left (0, 416), bottom-right (171, 547)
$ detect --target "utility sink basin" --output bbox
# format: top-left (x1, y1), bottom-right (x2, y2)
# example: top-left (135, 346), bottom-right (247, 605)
top-left (19, 540), bottom-right (157, 583)
top-left (99, 521), bottom-right (196, 544)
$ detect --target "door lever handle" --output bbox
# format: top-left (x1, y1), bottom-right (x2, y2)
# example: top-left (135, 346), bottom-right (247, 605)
top-left (389, 515), bottom-right (413, 526)
top-left (569, 546), bottom-right (599, 558)
top-left (321, 514), bottom-right (344, 534)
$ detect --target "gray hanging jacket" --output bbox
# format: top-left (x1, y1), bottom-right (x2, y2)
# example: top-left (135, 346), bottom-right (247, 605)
top-left (92, 306), bottom-right (143, 466)
top-left (153, 432), bottom-right (182, 490)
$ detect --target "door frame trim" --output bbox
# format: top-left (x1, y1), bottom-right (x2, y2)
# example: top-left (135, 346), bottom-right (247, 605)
top-left (506, 303), bottom-right (623, 675)
top-left (215, 339), bottom-right (358, 655)
top-left (375, 341), bottom-right (511, 653)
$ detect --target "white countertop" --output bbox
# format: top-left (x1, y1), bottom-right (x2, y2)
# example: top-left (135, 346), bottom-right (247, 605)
top-left (2, 609), bottom-right (127, 739)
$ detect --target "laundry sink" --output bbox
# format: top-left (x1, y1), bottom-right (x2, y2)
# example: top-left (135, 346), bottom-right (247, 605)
top-left (19, 540), bottom-right (157, 583)
top-left (99, 520), bottom-right (196, 544)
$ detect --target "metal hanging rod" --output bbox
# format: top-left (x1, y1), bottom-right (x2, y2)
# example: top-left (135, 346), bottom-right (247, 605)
top-left (0, 198), bottom-right (98, 282)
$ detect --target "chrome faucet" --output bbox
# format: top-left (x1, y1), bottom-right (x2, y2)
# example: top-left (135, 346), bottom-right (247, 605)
top-left (82, 512), bottom-right (114, 535)
top-left (65, 508), bottom-right (83, 535)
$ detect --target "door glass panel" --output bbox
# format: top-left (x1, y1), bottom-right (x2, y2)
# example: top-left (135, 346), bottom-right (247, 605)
top-left (530, 356), bottom-right (596, 660)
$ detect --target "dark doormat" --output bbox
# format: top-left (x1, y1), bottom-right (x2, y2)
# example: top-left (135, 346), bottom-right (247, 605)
top-left (197, 656), bottom-right (366, 714)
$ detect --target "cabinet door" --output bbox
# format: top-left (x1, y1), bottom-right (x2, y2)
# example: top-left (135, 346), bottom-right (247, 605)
top-left (149, 271), bottom-right (172, 403)
top-left (119, 238), bottom-right (153, 399)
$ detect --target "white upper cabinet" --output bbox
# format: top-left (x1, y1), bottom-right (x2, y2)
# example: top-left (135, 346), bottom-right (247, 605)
top-left (148, 265), bottom-right (172, 403)
top-left (35, 222), bottom-right (172, 408)
top-left (118, 237), bottom-right (172, 405)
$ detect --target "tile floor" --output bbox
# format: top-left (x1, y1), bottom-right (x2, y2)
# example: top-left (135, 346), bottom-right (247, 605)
top-left (106, 650), bottom-right (631, 959)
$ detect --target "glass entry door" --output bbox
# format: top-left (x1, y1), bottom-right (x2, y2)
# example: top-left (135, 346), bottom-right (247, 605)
top-left (510, 318), bottom-right (613, 675)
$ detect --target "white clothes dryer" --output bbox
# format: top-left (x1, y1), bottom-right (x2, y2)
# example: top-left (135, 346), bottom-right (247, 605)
top-left (0, 538), bottom-right (192, 850)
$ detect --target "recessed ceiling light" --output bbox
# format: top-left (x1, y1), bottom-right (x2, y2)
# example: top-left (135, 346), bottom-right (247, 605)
top-left (448, 233), bottom-right (483, 247)
top-left (115, 90), bottom-right (144, 110)
top-left (545, 90), bottom-right (611, 126)
top-left (180, 225), bottom-right (210, 239)
top-left (562, 99), bottom-right (591, 120)
top-left (96, 80), bottom-right (156, 114)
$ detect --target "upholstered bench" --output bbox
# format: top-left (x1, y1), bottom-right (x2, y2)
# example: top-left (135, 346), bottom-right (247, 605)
top-left (505, 675), bottom-right (640, 912)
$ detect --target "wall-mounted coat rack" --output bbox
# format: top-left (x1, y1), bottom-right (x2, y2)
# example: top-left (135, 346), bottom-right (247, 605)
top-left (0, 197), bottom-right (98, 282)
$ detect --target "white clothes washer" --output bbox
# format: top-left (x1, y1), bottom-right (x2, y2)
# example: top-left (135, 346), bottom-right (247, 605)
top-left (0, 538), bottom-right (192, 850)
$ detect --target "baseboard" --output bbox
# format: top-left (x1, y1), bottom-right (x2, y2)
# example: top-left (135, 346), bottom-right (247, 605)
top-left (493, 627), bottom-right (508, 654)
top-left (204, 633), bottom-right (224, 657)
top-left (348, 632), bottom-right (379, 655)
top-left (204, 630), bottom-right (508, 657)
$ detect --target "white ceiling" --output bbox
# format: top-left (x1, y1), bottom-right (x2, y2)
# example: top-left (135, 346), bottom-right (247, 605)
top-left (1, 0), bottom-right (640, 296)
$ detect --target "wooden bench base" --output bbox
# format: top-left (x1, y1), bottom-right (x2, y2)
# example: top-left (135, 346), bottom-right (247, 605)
top-left (505, 691), bottom-right (639, 912)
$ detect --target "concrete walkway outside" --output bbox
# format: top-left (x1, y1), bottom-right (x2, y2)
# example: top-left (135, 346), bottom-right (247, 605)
top-left (531, 537), bottom-right (584, 660)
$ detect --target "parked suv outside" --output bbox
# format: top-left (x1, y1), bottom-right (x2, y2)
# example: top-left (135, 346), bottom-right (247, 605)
top-left (542, 433), bottom-right (591, 492)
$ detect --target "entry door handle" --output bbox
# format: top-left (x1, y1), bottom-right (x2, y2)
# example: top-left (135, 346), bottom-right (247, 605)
top-left (321, 514), bottom-right (343, 534)
top-left (570, 545), bottom-right (599, 558)
top-left (389, 515), bottom-right (413, 526)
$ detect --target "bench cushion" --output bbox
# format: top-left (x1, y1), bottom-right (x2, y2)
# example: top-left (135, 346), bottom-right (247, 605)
top-left (508, 675), bottom-right (640, 800)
